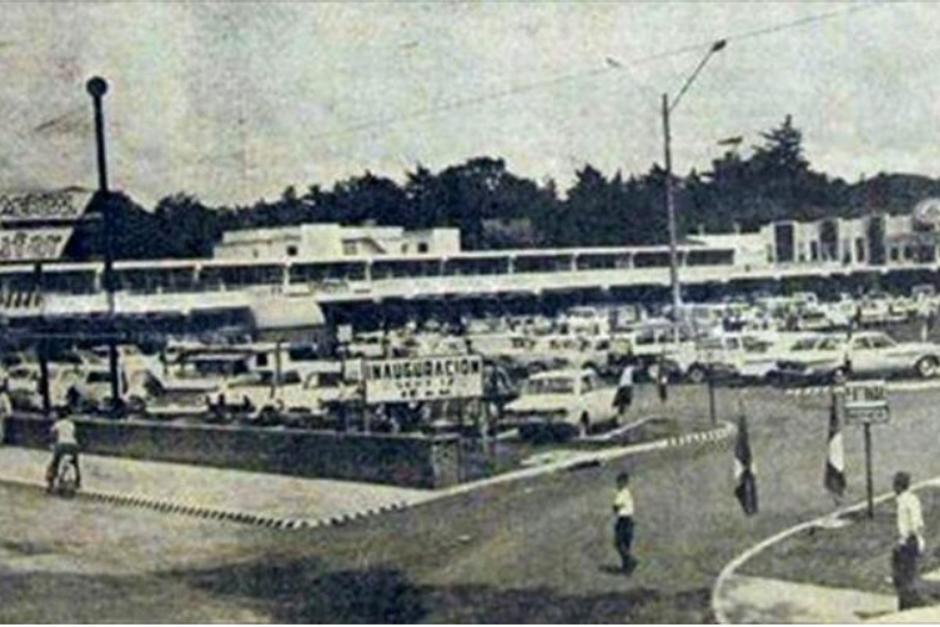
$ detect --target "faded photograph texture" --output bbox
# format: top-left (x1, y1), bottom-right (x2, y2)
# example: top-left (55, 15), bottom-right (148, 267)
top-left (1, 1), bottom-right (940, 623)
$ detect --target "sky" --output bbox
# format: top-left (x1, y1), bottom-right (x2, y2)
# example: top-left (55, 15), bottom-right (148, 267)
top-left (1, 2), bottom-right (938, 207)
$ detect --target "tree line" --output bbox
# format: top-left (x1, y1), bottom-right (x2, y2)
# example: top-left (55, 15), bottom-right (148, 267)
top-left (65, 116), bottom-right (940, 260)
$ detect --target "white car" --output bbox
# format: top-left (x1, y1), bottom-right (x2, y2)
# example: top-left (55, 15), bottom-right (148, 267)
top-left (502, 369), bottom-right (618, 438)
top-left (668, 333), bottom-right (785, 383)
top-left (774, 331), bottom-right (940, 383)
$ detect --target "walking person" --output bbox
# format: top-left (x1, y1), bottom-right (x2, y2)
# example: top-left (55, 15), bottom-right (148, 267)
top-left (892, 471), bottom-right (926, 611)
top-left (0, 379), bottom-right (11, 445)
top-left (613, 364), bottom-right (634, 417)
top-left (613, 471), bottom-right (638, 575)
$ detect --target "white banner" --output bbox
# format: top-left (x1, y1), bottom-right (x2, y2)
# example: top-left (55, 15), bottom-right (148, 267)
top-left (363, 355), bottom-right (483, 404)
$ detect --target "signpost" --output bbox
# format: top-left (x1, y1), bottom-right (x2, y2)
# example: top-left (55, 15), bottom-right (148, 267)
top-left (842, 380), bottom-right (890, 518)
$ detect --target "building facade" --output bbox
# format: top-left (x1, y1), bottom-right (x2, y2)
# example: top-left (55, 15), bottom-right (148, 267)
top-left (213, 224), bottom-right (461, 261)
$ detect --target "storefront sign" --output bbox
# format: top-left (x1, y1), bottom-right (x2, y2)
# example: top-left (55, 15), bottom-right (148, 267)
top-left (0, 228), bottom-right (73, 261)
top-left (0, 190), bottom-right (88, 223)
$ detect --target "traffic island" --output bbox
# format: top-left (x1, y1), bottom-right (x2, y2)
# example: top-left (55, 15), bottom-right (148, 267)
top-left (715, 482), bottom-right (940, 623)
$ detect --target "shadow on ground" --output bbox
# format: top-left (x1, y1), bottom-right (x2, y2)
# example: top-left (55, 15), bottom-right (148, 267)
top-left (173, 555), bottom-right (714, 623)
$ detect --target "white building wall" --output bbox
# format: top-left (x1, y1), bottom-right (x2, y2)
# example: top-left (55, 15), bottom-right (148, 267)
top-left (213, 223), bottom-right (461, 261)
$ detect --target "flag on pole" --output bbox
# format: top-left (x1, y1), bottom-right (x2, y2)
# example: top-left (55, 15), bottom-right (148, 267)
top-left (824, 392), bottom-right (846, 497)
top-left (734, 413), bottom-right (759, 516)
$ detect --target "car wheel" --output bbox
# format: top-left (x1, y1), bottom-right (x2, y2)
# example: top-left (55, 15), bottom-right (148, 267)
top-left (687, 365), bottom-right (707, 384)
top-left (259, 406), bottom-right (280, 426)
top-left (916, 356), bottom-right (939, 379)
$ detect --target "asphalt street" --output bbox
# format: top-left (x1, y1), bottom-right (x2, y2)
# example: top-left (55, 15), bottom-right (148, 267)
top-left (4, 384), bottom-right (940, 622)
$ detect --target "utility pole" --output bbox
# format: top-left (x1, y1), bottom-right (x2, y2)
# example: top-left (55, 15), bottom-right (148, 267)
top-left (86, 76), bottom-right (121, 417)
top-left (660, 39), bottom-right (727, 318)
top-left (662, 93), bottom-right (680, 313)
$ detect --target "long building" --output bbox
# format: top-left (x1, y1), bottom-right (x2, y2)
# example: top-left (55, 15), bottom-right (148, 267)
top-left (3, 188), bottom-right (940, 338)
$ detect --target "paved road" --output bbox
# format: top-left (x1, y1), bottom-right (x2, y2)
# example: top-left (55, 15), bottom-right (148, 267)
top-left (5, 384), bottom-right (940, 622)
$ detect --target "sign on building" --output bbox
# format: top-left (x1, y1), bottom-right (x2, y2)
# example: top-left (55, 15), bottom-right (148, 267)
top-left (0, 190), bottom-right (90, 223)
top-left (0, 227), bottom-right (74, 262)
top-left (0, 189), bottom-right (92, 262)
top-left (363, 355), bottom-right (483, 404)
top-left (843, 380), bottom-right (890, 425)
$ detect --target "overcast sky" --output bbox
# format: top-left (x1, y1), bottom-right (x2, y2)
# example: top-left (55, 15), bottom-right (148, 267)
top-left (1, 2), bottom-right (938, 207)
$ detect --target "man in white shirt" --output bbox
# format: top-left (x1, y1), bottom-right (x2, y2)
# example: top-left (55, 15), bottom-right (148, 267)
top-left (613, 471), bottom-right (637, 574)
top-left (46, 415), bottom-right (81, 492)
top-left (892, 471), bottom-right (925, 610)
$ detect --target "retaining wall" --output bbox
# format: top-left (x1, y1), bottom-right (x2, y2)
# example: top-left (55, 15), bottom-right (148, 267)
top-left (3, 414), bottom-right (459, 489)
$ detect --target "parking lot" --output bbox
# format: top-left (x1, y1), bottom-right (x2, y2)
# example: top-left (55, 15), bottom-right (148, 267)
top-left (5, 375), bottom-right (940, 622)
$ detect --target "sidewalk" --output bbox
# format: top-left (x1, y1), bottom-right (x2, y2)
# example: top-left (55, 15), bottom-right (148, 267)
top-left (0, 446), bottom-right (433, 527)
top-left (714, 480), bottom-right (940, 623)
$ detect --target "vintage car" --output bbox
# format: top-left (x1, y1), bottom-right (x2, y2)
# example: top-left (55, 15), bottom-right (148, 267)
top-left (773, 331), bottom-right (940, 383)
top-left (501, 368), bottom-right (618, 438)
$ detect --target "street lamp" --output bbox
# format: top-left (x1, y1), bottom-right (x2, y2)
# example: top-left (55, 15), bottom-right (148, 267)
top-left (662, 39), bottom-right (726, 315)
top-left (86, 76), bottom-right (121, 416)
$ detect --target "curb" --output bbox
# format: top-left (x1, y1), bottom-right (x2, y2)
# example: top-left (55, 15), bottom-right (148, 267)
top-left (710, 477), bottom-right (940, 624)
top-left (784, 380), bottom-right (940, 397)
top-left (431, 420), bottom-right (737, 502)
top-left (0, 422), bottom-right (736, 534)
top-left (0, 476), bottom-right (412, 532)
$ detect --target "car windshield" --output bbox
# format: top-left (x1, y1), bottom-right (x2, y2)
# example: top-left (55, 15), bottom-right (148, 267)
top-left (524, 377), bottom-right (575, 395)
top-left (792, 338), bottom-right (821, 351)
top-left (816, 337), bottom-right (843, 351)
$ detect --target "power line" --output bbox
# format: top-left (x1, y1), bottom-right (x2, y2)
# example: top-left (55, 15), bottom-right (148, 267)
top-left (306, 2), bottom-right (887, 143)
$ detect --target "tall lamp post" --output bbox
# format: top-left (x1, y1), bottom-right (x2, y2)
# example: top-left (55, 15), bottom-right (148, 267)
top-left (663, 39), bottom-right (726, 315)
top-left (86, 76), bottom-right (121, 416)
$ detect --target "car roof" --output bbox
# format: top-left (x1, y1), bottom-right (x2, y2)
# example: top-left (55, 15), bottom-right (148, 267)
top-left (529, 368), bottom-right (594, 380)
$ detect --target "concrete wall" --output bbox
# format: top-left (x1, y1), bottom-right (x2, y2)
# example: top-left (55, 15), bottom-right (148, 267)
top-left (4, 414), bottom-right (460, 489)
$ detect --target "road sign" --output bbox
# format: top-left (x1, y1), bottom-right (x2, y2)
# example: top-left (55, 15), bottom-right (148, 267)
top-left (839, 380), bottom-right (891, 518)
top-left (843, 380), bottom-right (890, 425)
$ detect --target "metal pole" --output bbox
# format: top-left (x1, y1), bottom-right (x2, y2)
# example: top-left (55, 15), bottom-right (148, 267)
top-left (707, 365), bottom-right (717, 425)
top-left (662, 93), bottom-right (680, 314)
top-left (87, 77), bottom-right (121, 418)
top-left (864, 422), bottom-right (874, 518)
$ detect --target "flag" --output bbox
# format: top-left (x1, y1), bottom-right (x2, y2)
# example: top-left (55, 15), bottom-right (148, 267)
top-left (734, 413), bottom-right (759, 516)
top-left (824, 392), bottom-right (846, 497)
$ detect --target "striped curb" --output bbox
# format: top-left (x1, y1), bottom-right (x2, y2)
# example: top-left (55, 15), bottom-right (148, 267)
top-left (783, 379), bottom-right (940, 397)
top-left (0, 423), bottom-right (735, 535)
top-left (0, 474), bottom-right (413, 533)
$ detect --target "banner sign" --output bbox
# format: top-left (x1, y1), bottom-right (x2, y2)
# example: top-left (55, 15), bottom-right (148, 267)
top-left (843, 380), bottom-right (890, 425)
top-left (363, 354), bottom-right (483, 404)
top-left (0, 190), bottom-right (90, 223)
top-left (0, 228), bottom-right (73, 262)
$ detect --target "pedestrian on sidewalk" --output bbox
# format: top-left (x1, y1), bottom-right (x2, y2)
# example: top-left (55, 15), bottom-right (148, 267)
top-left (0, 379), bottom-right (11, 445)
top-left (613, 364), bottom-right (634, 417)
top-left (613, 471), bottom-right (638, 575)
top-left (892, 471), bottom-right (926, 611)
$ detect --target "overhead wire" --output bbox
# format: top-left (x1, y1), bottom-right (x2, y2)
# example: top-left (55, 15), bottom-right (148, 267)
top-left (305, 2), bottom-right (888, 143)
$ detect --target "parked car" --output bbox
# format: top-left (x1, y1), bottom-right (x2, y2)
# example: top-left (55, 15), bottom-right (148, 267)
top-left (774, 331), bottom-right (940, 384)
top-left (502, 368), bottom-right (618, 438)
